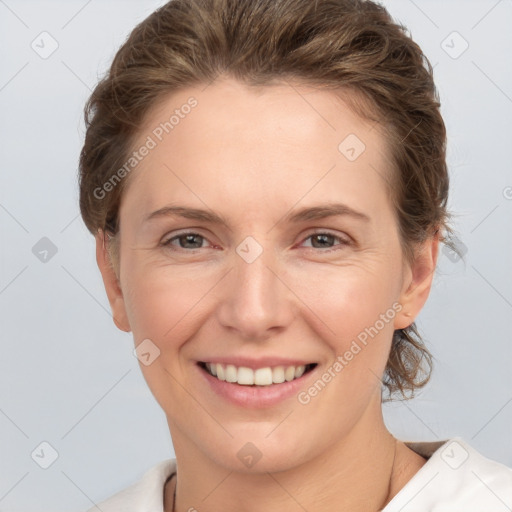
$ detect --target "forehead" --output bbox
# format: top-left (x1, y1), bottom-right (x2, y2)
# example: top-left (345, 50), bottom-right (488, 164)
top-left (121, 78), bottom-right (394, 221)
top-left (139, 77), bottom-right (389, 154)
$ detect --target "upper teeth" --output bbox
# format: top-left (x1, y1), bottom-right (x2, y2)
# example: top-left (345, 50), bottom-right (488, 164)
top-left (205, 363), bottom-right (307, 386)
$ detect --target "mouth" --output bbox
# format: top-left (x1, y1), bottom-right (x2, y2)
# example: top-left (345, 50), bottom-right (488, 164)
top-left (199, 362), bottom-right (317, 386)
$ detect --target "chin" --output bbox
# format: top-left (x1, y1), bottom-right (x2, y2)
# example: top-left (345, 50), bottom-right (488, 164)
top-left (196, 423), bottom-right (322, 475)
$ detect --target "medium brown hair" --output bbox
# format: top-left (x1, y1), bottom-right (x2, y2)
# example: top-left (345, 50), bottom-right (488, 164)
top-left (79, 0), bottom-right (453, 399)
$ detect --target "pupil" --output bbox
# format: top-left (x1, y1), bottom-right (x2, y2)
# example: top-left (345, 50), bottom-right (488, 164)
top-left (181, 234), bottom-right (202, 248)
top-left (312, 234), bottom-right (333, 248)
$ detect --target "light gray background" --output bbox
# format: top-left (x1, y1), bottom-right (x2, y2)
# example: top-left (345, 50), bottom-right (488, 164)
top-left (0, 1), bottom-right (511, 511)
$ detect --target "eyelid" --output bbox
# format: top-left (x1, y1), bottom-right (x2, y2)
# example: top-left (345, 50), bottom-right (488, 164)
top-left (303, 228), bottom-right (351, 241)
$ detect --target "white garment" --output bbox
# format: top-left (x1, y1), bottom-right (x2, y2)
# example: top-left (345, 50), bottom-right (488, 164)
top-left (86, 437), bottom-right (512, 512)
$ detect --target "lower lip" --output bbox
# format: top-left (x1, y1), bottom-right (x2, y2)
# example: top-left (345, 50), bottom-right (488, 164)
top-left (197, 364), bottom-right (317, 408)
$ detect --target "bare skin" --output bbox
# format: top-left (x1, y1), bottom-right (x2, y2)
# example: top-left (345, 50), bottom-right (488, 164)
top-left (96, 76), bottom-right (437, 511)
top-left (163, 424), bottom-right (428, 511)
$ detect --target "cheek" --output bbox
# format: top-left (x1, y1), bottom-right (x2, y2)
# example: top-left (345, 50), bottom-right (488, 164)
top-left (290, 260), bottom-right (401, 344)
top-left (122, 264), bottom-right (210, 344)
top-left (288, 260), bottom-right (402, 407)
top-left (121, 267), bottom-right (215, 412)
top-left (289, 265), bottom-right (400, 420)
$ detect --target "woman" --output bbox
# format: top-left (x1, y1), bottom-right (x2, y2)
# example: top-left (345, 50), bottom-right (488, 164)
top-left (79, 0), bottom-right (512, 510)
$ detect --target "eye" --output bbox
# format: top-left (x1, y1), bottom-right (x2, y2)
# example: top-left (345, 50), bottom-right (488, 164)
top-left (161, 232), bottom-right (210, 250)
top-left (300, 231), bottom-right (351, 251)
top-left (160, 230), bottom-right (351, 253)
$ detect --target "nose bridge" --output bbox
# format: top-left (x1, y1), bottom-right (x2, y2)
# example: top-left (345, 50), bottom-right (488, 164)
top-left (216, 235), bottom-right (293, 338)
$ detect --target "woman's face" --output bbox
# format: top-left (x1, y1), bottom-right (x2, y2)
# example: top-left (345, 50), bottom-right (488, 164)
top-left (98, 77), bottom-right (436, 472)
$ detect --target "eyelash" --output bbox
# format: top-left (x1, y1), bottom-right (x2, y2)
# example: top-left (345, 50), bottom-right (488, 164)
top-left (160, 230), bottom-right (352, 253)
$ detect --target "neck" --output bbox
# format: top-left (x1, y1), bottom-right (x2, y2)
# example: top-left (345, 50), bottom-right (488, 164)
top-left (166, 394), bottom-right (401, 512)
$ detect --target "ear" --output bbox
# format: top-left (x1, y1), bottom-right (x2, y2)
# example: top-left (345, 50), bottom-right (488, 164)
top-left (95, 230), bottom-right (131, 333)
top-left (394, 232), bottom-right (440, 330)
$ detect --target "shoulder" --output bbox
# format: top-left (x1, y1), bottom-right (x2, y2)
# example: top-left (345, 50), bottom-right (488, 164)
top-left (84, 459), bottom-right (176, 512)
top-left (383, 437), bottom-right (512, 511)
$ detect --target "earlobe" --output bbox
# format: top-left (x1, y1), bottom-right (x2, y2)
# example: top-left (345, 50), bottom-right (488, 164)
top-left (95, 230), bottom-right (132, 333)
top-left (394, 233), bottom-right (440, 330)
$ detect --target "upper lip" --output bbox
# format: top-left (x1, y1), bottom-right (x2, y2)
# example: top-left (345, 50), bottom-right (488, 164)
top-left (198, 357), bottom-right (316, 369)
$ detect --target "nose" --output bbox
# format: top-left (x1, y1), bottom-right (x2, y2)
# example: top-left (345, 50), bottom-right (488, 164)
top-left (215, 240), bottom-right (295, 341)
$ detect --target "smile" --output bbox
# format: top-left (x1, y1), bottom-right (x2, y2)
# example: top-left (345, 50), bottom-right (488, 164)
top-left (201, 362), bottom-right (317, 386)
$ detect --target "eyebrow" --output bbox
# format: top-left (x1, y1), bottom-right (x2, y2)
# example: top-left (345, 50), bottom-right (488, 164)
top-left (143, 202), bottom-right (371, 226)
